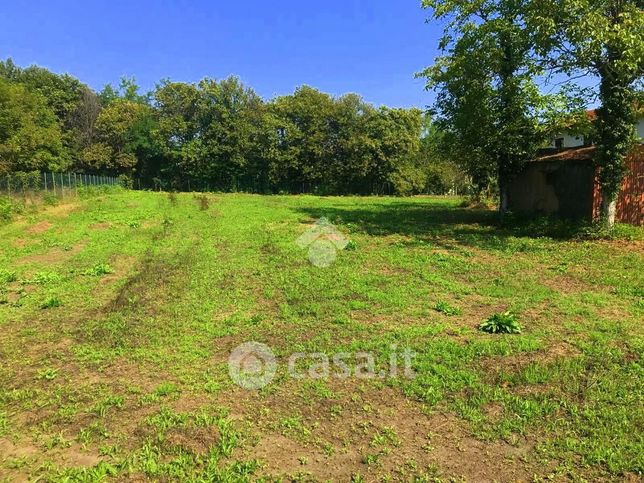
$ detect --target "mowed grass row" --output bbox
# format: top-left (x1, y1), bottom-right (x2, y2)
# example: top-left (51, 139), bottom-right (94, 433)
top-left (0, 189), bottom-right (642, 481)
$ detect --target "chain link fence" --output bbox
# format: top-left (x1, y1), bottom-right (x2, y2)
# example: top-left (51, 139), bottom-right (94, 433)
top-left (0, 172), bottom-right (119, 198)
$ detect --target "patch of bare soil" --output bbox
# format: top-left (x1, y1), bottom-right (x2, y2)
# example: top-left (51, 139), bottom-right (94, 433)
top-left (12, 238), bottom-right (36, 248)
top-left (16, 243), bottom-right (86, 266)
top-left (101, 254), bottom-right (171, 308)
top-left (0, 437), bottom-right (103, 481)
top-left (165, 426), bottom-right (221, 456)
top-left (44, 202), bottom-right (80, 217)
top-left (596, 238), bottom-right (644, 254)
top-left (479, 342), bottom-right (582, 383)
top-left (455, 298), bottom-right (509, 332)
top-left (89, 222), bottom-right (111, 230)
top-left (26, 220), bottom-right (52, 235)
top-left (540, 272), bottom-right (598, 295)
top-left (224, 381), bottom-right (544, 481)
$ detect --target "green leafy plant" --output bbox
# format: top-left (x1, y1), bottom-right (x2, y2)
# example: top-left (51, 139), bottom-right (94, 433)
top-left (43, 193), bottom-right (59, 206)
top-left (0, 269), bottom-right (17, 284)
top-left (41, 296), bottom-right (62, 309)
top-left (479, 311), bottom-right (521, 334)
top-left (83, 263), bottom-right (113, 276)
top-left (24, 271), bottom-right (62, 285)
top-left (37, 368), bottom-right (59, 380)
top-left (433, 300), bottom-right (462, 316)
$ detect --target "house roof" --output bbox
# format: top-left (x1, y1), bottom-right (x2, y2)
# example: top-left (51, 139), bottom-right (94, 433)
top-left (533, 144), bottom-right (644, 163)
top-left (534, 146), bottom-right (596, 162)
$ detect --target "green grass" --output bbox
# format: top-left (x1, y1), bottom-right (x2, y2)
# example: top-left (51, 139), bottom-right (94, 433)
top-left (0, 190), bottom-right (642, 481)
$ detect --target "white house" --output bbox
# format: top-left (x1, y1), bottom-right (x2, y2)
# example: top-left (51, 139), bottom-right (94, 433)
top-left (549, 110), bottom-right (644, 149)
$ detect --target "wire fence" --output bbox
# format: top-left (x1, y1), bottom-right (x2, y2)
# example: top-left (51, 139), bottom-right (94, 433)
top-left (0, 172), bottom-right (120, 198)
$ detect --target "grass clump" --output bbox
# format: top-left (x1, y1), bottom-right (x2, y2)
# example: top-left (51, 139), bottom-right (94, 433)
top-left (83, 263), bottom-right (113, 276)
top-left (24, 271), bottom-right (62, 285)
top-left (0, 269), bottom-right (17, 284)
top-left (41, 296), bottom-right (62, 309)
top-left (195, 194), bottom-right (210, 211)
top-left (433, 300), bottom-right (462, 316)
top-left (479, 311), bottom-right (522, 334)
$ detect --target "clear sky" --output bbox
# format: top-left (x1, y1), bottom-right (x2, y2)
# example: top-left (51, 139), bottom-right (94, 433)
top-left (1, 0), bottom-right (440, 108)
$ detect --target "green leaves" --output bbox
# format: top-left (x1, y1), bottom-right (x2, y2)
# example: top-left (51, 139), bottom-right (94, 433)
top-left (479, 311), bottom-right (522, 334)
top-left (0, 77), bottom-right (66, 174)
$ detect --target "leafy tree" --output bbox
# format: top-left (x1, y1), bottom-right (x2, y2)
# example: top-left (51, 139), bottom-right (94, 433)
top-left (270, 86), bottom-right (337, 192)
top-left (0, 58), bottom-right (101, 166)
top-left (531, 0), bottom-right (644, 227)
top-left (152, 80), bottom-right (202, 185)
top-left (152, 77), bottom-right (264, 190)
top-left (420, 0), bottom-right (552, 214)
top-left (82, 100), bottom-right (155, 175)
top-left (0, 78), bottom-right (66, 174)
top-left (99, 77), bottom-right (149, 106)
top-left (365, 107), bottom-right (423, 195)
top-left (417, 119), bottom-right (471, 194)
top-left (195, 77), bottom-right (264, 190)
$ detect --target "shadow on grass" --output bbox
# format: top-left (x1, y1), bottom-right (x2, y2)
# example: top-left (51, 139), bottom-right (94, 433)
top-left (293, 201), bottom-right (625, 252)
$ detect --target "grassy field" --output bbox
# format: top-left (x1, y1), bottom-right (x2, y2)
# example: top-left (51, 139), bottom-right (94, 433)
top-left (0, 189), bottom-right (642, 482)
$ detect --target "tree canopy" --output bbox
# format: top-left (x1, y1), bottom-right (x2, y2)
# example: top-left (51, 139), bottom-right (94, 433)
top-left (0, 59), bottom-right (448, 195)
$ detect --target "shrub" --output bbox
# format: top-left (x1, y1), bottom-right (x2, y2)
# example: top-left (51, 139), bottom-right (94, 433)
top-left (0, 196), bottom-right (24, 222)
top-left (117, 174), bottom-right (133, 189)
top-left (479, 311), bottom-right (521, 334)
top-left (43, 193), bottom-right (59, 206)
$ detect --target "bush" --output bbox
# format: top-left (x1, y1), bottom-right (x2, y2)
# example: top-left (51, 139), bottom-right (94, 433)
top-left (43, 193), bottom-right (59, 206)
top-left (0, 196), bottom-right (20, 222)
top-left (117, 174), bottom-right (133, 189)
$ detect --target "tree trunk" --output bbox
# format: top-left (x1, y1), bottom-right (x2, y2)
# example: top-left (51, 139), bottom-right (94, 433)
top-left (594, 5), bottom-right (635, 231)
top-left (499, 184), bottom-right (509, 219)
top-left (600, 196), bottom-right (617, 229)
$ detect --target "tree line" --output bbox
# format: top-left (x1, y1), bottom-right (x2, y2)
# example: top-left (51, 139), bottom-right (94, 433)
top-left (0, 59), bottom-right (467, 196)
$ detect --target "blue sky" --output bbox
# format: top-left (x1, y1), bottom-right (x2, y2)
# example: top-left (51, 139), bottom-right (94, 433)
top-left (1, 0), bottom-right (441, 108)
